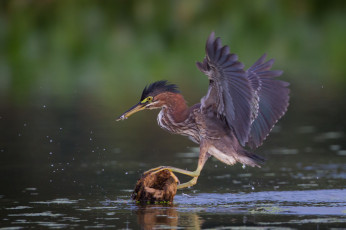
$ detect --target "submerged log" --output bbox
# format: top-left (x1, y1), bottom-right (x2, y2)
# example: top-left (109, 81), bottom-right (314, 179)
top-left (132, 169), bottom-right (178, 203)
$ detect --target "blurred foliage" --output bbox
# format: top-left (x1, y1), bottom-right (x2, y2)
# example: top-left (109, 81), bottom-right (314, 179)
top-left (0, 0), bottom-right (346, 107)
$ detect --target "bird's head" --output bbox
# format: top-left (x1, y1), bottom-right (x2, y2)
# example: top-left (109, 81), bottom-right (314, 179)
top-left (116, 80), bottom-right (180, 121)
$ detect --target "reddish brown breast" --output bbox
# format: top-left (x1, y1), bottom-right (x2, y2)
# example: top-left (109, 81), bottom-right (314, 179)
top-left (156, 93), bottom-right (200, 142)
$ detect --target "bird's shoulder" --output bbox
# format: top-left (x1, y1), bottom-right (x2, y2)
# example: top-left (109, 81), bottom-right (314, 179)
top-left (191, 104), bottom-right (229, 140)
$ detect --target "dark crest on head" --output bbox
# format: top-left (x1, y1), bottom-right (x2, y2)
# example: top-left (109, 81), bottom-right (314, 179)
top-left (140, 80), bottom-right (180, 101)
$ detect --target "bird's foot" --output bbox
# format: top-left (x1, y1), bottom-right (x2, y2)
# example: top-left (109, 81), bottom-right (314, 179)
top-left (143, 166), bottom-right (168, 175)
top-left (143, 167), bottom-right (180, 184)
top-left (144, 166), bottom-right (199, 177)
top-left (143, 166), bottom-right (201, 189)
top-left (177, 177), bottom-right (198, 189)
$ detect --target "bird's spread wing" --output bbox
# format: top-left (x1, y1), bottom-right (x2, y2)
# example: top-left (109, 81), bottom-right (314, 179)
top-left (246, 54), bottom-right (290, 148)
top-left (196, 32), bottom-right (289, 148)
top-left (196, 32), bottom-right (253, 146)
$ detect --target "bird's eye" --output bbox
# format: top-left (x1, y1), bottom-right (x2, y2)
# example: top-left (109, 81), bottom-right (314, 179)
top-left (141, 96), bottom-right (153, 104)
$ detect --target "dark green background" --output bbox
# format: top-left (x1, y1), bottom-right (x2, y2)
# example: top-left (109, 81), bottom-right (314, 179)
top-left (1, 0), bottom-right (346, 107)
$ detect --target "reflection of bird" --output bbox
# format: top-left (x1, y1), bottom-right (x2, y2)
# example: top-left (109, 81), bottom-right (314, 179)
top-left (117, 32), bottom-right (289, 189)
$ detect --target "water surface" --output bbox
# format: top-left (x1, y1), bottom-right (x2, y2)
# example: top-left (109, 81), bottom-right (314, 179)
top-left (1, 89), bottom-right (346, 229)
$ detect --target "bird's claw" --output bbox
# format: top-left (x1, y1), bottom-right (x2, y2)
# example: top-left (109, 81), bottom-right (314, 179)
top-left (143, 166), bottom-right (180, 184)
top-left (143, 166), bottom-right (168, 175)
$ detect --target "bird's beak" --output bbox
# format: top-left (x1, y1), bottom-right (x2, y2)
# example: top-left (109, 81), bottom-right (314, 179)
top-left (116, 103), bottom-right (146, 121)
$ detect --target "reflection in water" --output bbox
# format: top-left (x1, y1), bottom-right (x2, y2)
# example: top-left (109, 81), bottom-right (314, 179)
top-left (0, 189), bottom-right (345, 229)
top-left (135, 204), bottom-right (203, 230)
top-left (136, 204), bottom-right (179, 230)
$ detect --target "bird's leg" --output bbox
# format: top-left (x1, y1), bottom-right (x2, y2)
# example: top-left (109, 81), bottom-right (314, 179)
top-left (144, 166), bottom-right (199, 177)
top-left (177, 142), bottom-right (209, 189)
top-left (144, 141), bottom-right (209, 189)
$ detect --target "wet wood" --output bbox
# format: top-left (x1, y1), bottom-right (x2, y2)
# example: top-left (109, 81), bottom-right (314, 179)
top-left (132, 170), bottom-right (178, 203)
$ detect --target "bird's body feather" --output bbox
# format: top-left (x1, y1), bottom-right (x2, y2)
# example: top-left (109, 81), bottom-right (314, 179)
top-left (156, 32), bottom-right (289, 167)
top-left (157, 100), bottom-right (264, 167)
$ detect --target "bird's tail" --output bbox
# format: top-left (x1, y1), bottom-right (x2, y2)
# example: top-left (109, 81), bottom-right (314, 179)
top-left (236, 149), bottom-right (265, 168)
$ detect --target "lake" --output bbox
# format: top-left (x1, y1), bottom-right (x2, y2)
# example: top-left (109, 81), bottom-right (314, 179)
top-left (1, 86), bottom-right (345, 229)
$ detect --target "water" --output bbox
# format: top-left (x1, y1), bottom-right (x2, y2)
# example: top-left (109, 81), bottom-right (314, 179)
top-left (1, 88), bottom-right (346, 229)
top-left (1, 189), bottom-right (345, 229)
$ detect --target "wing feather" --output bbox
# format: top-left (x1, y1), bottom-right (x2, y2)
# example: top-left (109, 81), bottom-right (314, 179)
top-left (246, 55), bottom-right (290, 148)
top-left (196, 32), bottom-right (289, 148)
top-left (196, 32), bottom-right (253, 146)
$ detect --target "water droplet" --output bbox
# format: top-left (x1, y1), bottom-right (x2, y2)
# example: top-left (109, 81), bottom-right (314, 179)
top-left (103, 148), bottom-right (106, 151)
top-left (49, 152), bottom-right (53, 155)
top-left (91, 150), bottom-right (94, 153)
top-left (18, 133), bottom-right (22, 137)
top-left (214, 164), bottom-right (218, 168)
top-left (242, 164), bottom-right (246, 169)
top-left (102, 169), bottom-right (105, 172)
top-left (59, 127), bottom-right (63, 130)
top-left (89, 138), bottom-right (92, 141)
top-left (24, 123), bottom-right (27, 127)
top-left (49, 139), bottom-right (53, 143)
top-left (125, 172), bottom-right (128, 175)
top-left (43, 105), bottom-right (46, 108)
top-left (251, 186), bottom-right (255, 190)
top-left (182, 192), bottom-right (192, 197)
top-left (51, 164), bottom-right (54, 167)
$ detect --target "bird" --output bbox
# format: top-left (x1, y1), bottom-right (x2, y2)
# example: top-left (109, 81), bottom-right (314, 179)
top-left (116, 32), bottom-right (290, 189)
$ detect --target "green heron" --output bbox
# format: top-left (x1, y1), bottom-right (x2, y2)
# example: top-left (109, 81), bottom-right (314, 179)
top-left (117, 32), bottom-right (289, 189)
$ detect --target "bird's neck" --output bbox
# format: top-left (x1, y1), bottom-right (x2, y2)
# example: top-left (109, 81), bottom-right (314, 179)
top-left (163, 93), bottom-right (189, 123)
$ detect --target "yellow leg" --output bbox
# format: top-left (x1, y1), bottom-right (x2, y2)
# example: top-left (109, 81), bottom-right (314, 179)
top-left (144, 166), bottom-right (202, 189)
top-left (144, 140), bottom-right (210, 189)
top-left (144, 166), bottom-right (199, 177)
top-left (177, 177), bottom-right (198, 189)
